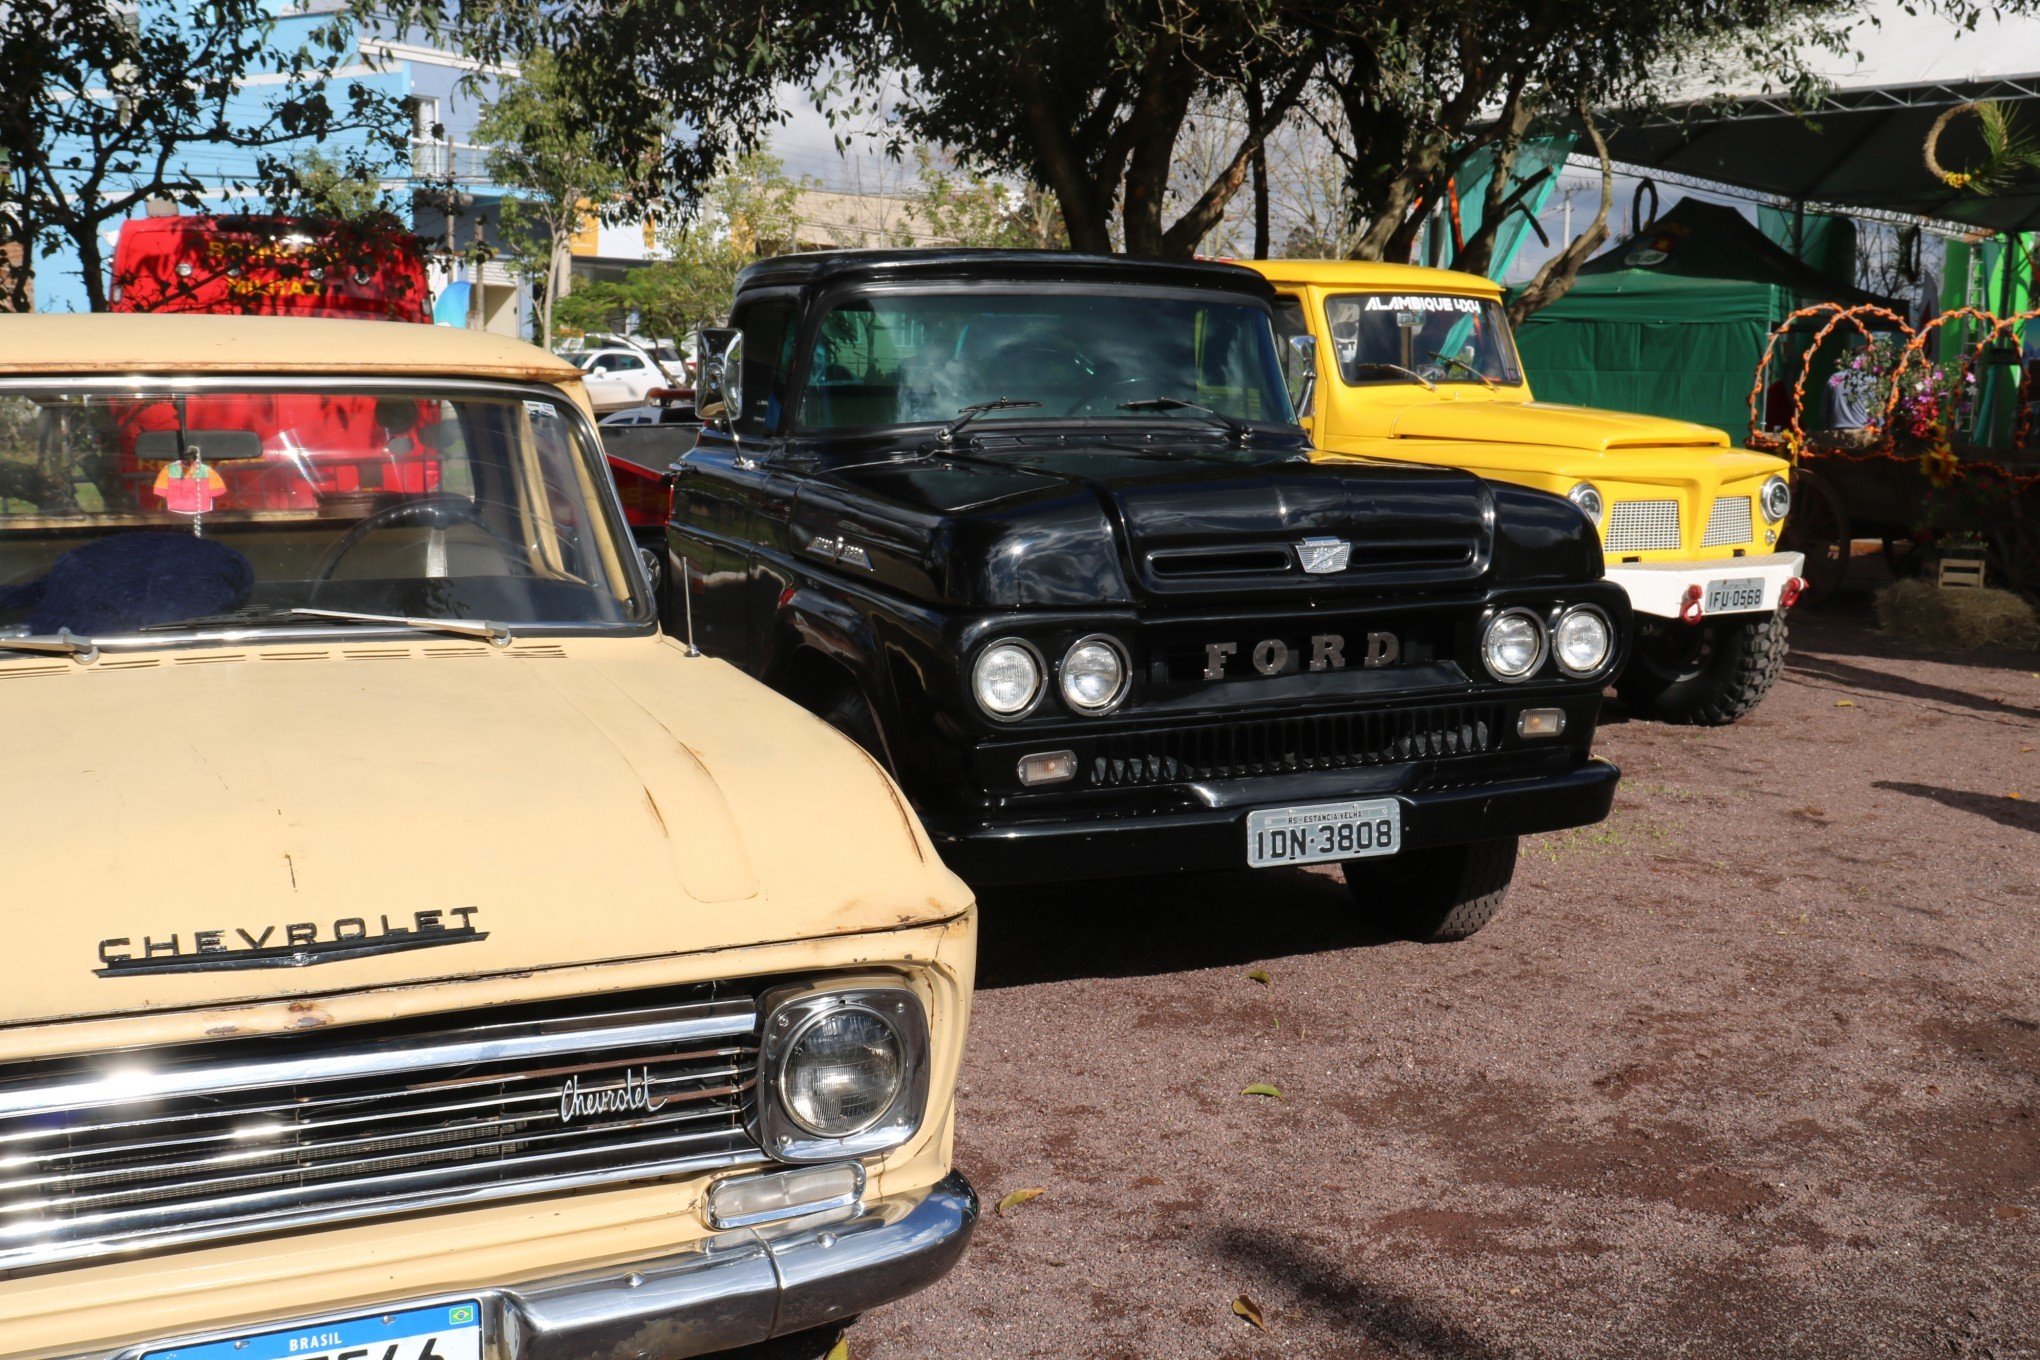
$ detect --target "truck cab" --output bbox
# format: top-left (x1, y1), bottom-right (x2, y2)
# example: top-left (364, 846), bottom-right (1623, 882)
top-left (1243, 259), bottom-right (1804, 726)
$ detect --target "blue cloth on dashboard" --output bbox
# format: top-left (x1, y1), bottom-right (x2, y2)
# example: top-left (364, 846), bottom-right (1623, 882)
top-left (0, 532), bottom-right (254, 635)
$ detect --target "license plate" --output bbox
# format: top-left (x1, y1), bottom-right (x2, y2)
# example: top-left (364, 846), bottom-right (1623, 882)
top-left (1246, 798), bottom-right (1400, 868)
top-left (143, 1301), bottom-right (483, 1360)
top-left (1703, 576), bottom-right (1765, 613)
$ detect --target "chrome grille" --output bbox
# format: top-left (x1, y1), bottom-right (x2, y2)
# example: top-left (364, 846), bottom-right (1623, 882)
top-left (1092, 703), bottom-right (1504, 786)
top-left (0, 989), bottom-right (762, 1273)
top-left (1605, 500), bottom-right (1682, 553)
top-left (1701, 495), bottom-right (1754, 547)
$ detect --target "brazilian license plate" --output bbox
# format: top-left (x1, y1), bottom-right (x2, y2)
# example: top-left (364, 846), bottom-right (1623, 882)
top-left (1703, 576), bottom-right (1765, 613)
top-left (142, 1301), bottom-right (482, 1360)
top-left (1246, 798), bottom-right (1400, 868)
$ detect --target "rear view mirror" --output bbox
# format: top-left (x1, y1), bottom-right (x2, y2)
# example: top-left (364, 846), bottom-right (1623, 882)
top-left (133, 430), bottom-right (265, 461)
top-left (695, 326), bottom-right (743, 428)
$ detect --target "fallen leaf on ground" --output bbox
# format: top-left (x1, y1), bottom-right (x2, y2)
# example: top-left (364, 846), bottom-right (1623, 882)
top-left (1241, 1083), bottom-right (1283, 1100)
top-left (824, 1339), bottom-right (850, 1360)
top-left (996, 1186), bottom-right (1046, 1216)
top-left (1835, 699), bottom-right (1856, 708)
top-left (1247, 968), bottom-right (1271, 986)
top-left (2009, 792), bottom-right (2024, 800)
top-left (1232, 1295), bottom-right (1266, 1329)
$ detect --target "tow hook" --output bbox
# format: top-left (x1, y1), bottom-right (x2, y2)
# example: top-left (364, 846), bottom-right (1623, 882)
top-left (1678, 584), bottom-right (1705, 626)
top-left (1779, 577), bottom-right (1807, 610)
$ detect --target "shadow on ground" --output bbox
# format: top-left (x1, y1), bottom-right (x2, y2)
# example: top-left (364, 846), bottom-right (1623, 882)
top-left (1873, 779), bottom-right (2040, 833)
top-left (972, 864), bottom-right (1381, 989)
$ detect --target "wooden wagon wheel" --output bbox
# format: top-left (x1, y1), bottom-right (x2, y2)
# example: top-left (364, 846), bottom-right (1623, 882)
top-left (1781, 466), bottom-right (1850, 604)
top-left (1985, 513), bottom-right (2040, 599)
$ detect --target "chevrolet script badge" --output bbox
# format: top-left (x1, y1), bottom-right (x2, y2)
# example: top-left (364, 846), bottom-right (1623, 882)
top-left (1297, 537), bottom-right (1352, 575)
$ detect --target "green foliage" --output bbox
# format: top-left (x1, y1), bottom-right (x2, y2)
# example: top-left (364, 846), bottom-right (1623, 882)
top-left (287, 149), bottom-right (391, 222)
top-left (0, 0), bottom-right (407, 310)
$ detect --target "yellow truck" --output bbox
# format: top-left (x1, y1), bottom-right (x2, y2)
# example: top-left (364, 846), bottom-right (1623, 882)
top-left (1242, 260), bottom-right (1804, 725)
top-left (0, 314), bottom-right (976, 1360)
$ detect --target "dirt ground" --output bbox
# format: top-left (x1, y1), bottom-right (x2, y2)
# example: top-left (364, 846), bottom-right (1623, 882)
top-left (856, 599), bottom-right (2040, 1359)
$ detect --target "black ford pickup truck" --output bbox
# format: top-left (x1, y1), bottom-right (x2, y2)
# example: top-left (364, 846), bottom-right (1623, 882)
top-left (667, 249), bottom-right (1624, 940)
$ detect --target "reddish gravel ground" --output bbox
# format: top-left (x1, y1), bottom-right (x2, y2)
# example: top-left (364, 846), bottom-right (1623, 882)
top-left (854, 601), bottom-right (2040, 1360)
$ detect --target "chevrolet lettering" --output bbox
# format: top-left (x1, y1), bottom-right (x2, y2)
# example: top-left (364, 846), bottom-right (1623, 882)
top-left (0, 315), bottom-right (976, 1358)
top-left (669, 249), bottom-right (1625, 941)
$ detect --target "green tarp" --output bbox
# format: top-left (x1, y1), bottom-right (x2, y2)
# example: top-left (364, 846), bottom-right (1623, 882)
top-left (1513, 198), bottom-right (1898, 436)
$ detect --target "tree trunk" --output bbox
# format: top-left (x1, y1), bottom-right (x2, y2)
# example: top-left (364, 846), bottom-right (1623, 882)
top-left (1247, 80), bottom-right (1269, 259)
top-left (1508, 100), bottom-right (1613, 325)
top-left (76, 227), bottom-right (108, 311)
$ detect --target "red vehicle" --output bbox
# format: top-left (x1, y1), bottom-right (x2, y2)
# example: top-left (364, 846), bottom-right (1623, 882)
top-left (107, 216), bottom-right (439, 510)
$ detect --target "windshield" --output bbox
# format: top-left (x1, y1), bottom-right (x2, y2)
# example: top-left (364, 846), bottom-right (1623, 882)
top-left (1326, 292), bottom-right (1522, 387)
top-left (0, 382), bottom-right (643, 643)
top-left (796, 290), bottom-right (1295, 431)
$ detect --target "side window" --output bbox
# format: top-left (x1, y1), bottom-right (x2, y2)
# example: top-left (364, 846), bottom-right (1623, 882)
top-left (1272, 294), bottom-right (1315, 417)
top-left (732, 297), bottom-right (798, 436)
top-left (612, 354), bottom-right (646, 373)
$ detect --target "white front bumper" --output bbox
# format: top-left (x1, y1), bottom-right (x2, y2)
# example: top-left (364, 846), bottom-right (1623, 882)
top-left (1604, 551), bottom-right (1805, 619)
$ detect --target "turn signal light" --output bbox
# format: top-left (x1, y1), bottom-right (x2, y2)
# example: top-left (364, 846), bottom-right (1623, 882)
top-left (706, 1162), bottom-right (864, 1230)
top-left (1017, 750), bottom-right (1077, 786)
top-left (1517, 708), bottom-right (1567, 739)
top-left (1780, 576), bottom-right (1805, 610)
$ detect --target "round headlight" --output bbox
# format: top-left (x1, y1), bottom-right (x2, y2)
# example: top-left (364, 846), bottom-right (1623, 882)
top-left (1481, 609), bottom-right (1546, 682)
top-left (1060, 636), bottom-right (1127, 712)
top-left (1567, 482), bottom-right (1604, 526)
top-left (779, 1005), bottom-right (904, 1138)
top-left (1553, 606), bottom-right (1613, 677)
top-left (1760, 475), bottom-right (1791, 523)
top-left (972, 641), bottom-right (1042, 717)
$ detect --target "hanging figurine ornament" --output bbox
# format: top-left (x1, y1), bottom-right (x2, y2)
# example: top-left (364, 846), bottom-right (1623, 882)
top-left (152, 442), bottom-right (226, 534)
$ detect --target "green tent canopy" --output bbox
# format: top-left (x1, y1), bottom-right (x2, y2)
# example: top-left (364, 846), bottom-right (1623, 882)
top-left (1512, 198), bottom-right (1901, 437)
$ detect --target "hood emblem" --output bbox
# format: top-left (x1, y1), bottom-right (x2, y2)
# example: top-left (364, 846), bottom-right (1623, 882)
top-left (806, 533), bottom-right (873, 570)
top-left (560, 1067), bottom-right (668, 1124)
top-left (96, 909), bottom-right (486, 976)
top-left (1297, 537), bottom-right (1352, 574)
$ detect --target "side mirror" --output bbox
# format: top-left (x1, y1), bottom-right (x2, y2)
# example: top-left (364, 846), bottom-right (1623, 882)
top-left (1286, 333), bottom-right (1318, 419)
top-left (695, 326), bottom-right (743, 427)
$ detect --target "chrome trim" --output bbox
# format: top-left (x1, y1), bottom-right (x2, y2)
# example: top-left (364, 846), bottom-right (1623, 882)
top-left (1761, 474), bottom-right (1792, 523)
top-left (1551, 603), bottom-right (1616, 679)
top-left (1566, 481), bottom-right (1604, 526)
top-left (0, 373), bottom-right (658, 641)
top-left (0, 999), bottom-right (757, 1120)
top-left (1480, 607), bottom-right (1548, 683)
top-left (756, 981), bottom-right (931, 1164)
top-left (1057, 632), bottom-right (1131, 715)
top-left (54, 1173), bottom-right (978, 1360)
top-left (970, 637), bottom-right (1046, 721)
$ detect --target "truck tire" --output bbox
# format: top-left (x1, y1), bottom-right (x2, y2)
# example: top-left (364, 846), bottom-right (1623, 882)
top-left (1341, 837), bottom-right (1518, 942)
top-left (1617, 608), bottom-right (1788, 726)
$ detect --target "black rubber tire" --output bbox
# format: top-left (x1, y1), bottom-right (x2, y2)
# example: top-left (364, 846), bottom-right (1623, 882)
top-left (819, 685), bottom-right (886, 762)
top-left (1341, 837), bottom-right (1518, 942)
top-left (1616, 608), bottom-right (1789, 726)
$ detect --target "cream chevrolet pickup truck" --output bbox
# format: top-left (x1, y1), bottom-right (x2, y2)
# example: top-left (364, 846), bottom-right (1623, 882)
top-left (1244, 260), bottom-right (1805, 726)
top-left (0, 315), bottom-right (976, 1360)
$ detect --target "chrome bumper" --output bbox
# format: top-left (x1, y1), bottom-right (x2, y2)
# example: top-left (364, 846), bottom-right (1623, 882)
top-left (63, 1173), bottom-right (976, 1360)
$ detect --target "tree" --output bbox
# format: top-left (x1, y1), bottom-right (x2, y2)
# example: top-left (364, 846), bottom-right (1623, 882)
top-left (403, 0), bottom-right (1315, 259)
top-left (475, 49), bottom-right (627, 347)
top-left (0, 0), bottom-right (405, 311)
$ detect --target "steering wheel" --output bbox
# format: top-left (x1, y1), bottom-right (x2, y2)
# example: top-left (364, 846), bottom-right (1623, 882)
top-left (310, 495), bottom-right (528, 589)
top-left (1065, 377), bottom-right (1155, 416)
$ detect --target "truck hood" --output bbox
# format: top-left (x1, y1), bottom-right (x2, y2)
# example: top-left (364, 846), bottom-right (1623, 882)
top-left (0, 636), bottom-right (961, 1027)
top-left (805, 438), bottom-right (1500, 606)
top-left (1389, 400), bottom-right (1731, 451)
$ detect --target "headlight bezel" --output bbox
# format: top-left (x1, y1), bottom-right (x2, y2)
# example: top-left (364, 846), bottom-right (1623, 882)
top-left (970, 638), bottom-right (1046, 721)
top-left (1566, 481), bottom-right (1605, 526)
top-left (757, 980), bottom-right (931, 1164)
top-left (1481, 607), bottom-right (1549, 683)
top-left (1058, 633), bottom-right (1131, 715)
top-left (1760, 474), bottom-right (1792, 524)
top-left (1551, 603), bottom-right (1616, 678)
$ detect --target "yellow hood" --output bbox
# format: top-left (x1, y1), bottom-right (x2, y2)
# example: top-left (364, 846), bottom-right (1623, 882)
top-left (1389, 400), bottom-right (1730, 451)
top-left (0, 635), bottom-right (964, 1028)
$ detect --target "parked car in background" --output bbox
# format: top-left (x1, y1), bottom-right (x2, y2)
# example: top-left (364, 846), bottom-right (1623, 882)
top-left (670, 249), bottom-right (1626, 941)
top-left (1242, 259), bottom-right (1804, 726)
top-left (0, 313), bottom-right (977, 1360)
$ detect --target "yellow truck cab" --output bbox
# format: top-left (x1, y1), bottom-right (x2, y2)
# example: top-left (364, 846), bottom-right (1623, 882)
top-left (1242, 260), bottom-right (1804, 725)
top-left (0, 314), bottom-right (976, 1360)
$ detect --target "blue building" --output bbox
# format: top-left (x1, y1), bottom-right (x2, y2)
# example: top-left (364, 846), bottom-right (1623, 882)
top-left (32, 1), bottom-right (529, 332)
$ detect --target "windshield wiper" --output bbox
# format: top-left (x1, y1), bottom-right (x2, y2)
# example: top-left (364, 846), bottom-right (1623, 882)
top-left (1347, 361), bottom-right (1437, 391)
top-left (290, 608), bottom-right (514, 646)
top-left (0, 630), bottom-right (99, 662)
top-left (936, 397), bottom-right (1042, 446)
top-left (1117, 396), bottom-right (1253, 447)
top-left (1427, 351), bottom-right (1498, 390)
